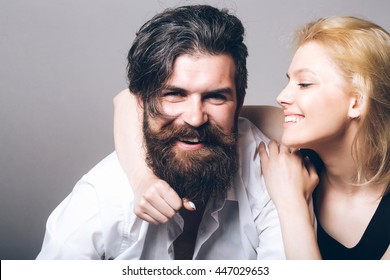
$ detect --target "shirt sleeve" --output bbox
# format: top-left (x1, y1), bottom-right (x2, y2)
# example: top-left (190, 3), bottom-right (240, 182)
top-left (237, 117), bottom-right (286, 260)
top-left (253, 177), bottom-right (285, 260)
top-left (36, 152), bottom-right (151, 260)
top-left (36, 179), bottom-right (104, 259)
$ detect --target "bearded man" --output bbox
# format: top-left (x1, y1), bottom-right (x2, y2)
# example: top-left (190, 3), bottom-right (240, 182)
top-left (37, 5), bottom-right (284, 260)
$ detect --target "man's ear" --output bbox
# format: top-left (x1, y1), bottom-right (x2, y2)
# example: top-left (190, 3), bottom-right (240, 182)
top-left (348, 93), bottom-right (364, 119)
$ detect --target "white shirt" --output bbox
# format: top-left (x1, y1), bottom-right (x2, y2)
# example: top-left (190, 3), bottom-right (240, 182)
top-left (37, 118), bottom-right (285, 260)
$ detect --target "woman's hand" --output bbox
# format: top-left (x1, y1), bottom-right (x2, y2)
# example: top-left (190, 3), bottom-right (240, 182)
top-left (258, 141), bottom-right (319, 208)
top-left (132, 176), bottom-right (198, 224)
top-left (131, 176), bottom-right (179, 224)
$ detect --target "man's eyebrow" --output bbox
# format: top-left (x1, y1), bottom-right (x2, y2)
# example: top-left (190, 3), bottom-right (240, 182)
top-left (206, 87), bottom-right (234, 95)
top-left (161, 86), bottom-right (234, 95)
top-left (161, 86), bottom-right (186, 92)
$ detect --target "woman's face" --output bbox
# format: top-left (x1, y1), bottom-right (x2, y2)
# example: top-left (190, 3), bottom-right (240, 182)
top-left (277, 41), bottom-right (354, 150)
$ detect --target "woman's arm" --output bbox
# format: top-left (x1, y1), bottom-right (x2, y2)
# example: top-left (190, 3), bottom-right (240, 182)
top-left (113, 89), bottom-right (185, 224)
top-left (258, 141), bottom-right (322, 259)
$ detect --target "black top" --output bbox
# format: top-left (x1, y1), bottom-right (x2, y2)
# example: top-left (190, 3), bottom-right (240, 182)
top-left (315, 192), bottom-right (390, 260)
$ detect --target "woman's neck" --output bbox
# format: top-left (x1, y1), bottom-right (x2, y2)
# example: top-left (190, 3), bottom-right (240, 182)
top-left (319, 150), bottom-right (359, 194)
top-left (316, 143), bottom-right (385, 198)
top-left (313, 124), bottom-right (359, 194)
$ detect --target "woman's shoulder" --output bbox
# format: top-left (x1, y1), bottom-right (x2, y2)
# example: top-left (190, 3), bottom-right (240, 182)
top-left (240, 105), bottom-right (283, 142)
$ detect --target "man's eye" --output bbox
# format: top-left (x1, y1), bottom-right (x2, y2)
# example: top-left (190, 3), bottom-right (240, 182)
top-left (161, 92), bottom-right (186, 101)
top-left (163, 91), bottom-right (184, 97)
top-left (206, 93), bottom-right (227, 103)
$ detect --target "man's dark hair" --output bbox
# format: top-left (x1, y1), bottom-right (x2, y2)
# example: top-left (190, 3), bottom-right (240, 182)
top-left (127, 5), bottom-right (248, 115)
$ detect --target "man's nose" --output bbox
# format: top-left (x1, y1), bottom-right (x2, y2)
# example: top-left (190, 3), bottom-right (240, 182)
top-left (181, 98), bottom-right (208, 128)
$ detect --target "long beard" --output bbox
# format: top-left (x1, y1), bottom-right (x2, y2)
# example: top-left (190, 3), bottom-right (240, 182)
top-left (143, 115), bottom-right (238, 204)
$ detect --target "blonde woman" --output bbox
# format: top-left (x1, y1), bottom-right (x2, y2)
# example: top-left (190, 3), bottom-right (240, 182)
top-left (259, 16), bottom-right (390, 259)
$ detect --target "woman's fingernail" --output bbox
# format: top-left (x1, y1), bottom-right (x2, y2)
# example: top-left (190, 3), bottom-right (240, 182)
top-left (188, 201), bottom-right (196, 210)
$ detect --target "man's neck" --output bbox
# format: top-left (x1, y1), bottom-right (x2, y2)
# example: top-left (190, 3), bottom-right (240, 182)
top-left (173, 202), bottom-right (206, 260)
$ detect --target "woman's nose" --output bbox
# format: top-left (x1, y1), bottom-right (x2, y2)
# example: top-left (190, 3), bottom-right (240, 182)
top-left (277, 85), bottom-right (294, 107)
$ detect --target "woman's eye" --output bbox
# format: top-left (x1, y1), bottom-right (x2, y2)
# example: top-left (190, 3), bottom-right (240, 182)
top-left (297, 83), bottom-right (312, 88)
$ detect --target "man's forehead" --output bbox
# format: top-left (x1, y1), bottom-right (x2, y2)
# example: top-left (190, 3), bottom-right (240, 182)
top-left (165, 53), bottom-right (236, 90)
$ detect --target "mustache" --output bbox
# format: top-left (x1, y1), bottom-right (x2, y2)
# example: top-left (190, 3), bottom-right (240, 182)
top-left (150, 122), bottom-right (237, 147)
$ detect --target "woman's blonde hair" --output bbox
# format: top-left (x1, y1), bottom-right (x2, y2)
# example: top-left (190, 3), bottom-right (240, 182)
top-left (295, 16), bottom-right (390, 193)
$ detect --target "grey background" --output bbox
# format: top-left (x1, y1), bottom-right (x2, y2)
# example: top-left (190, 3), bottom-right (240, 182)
top-left (1, 0), bottom-right (389, 259)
